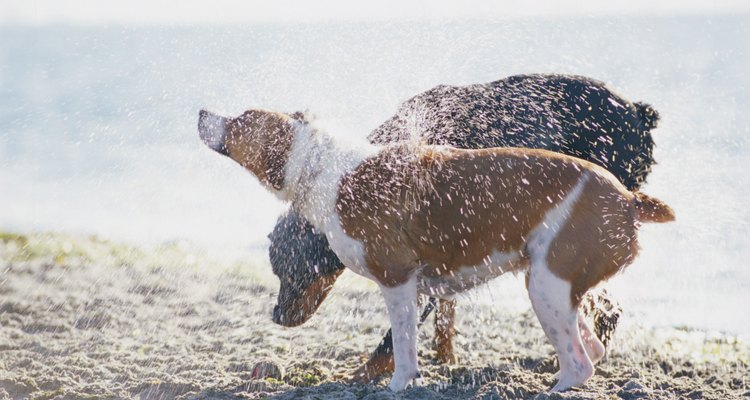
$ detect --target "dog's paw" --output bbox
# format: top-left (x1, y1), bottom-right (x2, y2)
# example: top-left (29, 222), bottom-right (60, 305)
top-left (388, 370), bottom-right (421, 392)
top-left (351, 367), bottom-right (381, 384)
top-left (350, 353), bottom-right (394, 383)
top-left (435, 351), bottom-right (459, 365)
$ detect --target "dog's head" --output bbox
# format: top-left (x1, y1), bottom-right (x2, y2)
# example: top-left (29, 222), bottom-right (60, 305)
top-left (198, 108), bottom-right (301, 191)
top-left (268, 211), bottom-right (345, 327)
top-left (200, 109), bottom-right (336, 326)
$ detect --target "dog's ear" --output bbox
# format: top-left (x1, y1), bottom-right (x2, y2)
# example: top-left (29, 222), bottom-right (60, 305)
top-left (287, 110), bottom-right (315, 124)
top-left (288, 111), bottom-right (305, 121)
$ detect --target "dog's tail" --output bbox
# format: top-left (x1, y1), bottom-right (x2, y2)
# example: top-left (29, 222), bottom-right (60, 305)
top-left (633, 192), bottom-right (675, 223)
top-left (634, 102), bottom-right (660, 130)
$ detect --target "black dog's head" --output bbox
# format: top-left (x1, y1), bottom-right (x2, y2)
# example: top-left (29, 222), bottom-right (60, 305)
top-left (268, 211), bottom-right (345, 327)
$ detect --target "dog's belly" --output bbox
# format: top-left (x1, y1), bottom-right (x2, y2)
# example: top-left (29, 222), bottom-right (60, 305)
top-left (417, 250), bottom-right (524, 298)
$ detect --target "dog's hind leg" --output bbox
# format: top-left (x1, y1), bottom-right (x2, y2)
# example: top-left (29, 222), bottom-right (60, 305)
top-left (580, 288), bottom-right (621, 349)
top-left (578, 311), bottom-right (605, 365)
top-left (380, 275), bottom-right (420, 391)
top-left (434, 298), bottom-right (458, 364)
top-left (591, 289), bottom-right (622, 348)
top-left (528, 258), bottom-right (594, 393)
top-left (351, 330), bottom-right (394, 383)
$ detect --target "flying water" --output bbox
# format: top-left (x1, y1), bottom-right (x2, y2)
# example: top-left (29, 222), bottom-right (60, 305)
top-left (0, 16), bottom-right (748, 337)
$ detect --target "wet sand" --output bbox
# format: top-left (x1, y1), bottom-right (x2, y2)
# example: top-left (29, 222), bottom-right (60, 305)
top-left (1, 233), bottom-right (748, 399)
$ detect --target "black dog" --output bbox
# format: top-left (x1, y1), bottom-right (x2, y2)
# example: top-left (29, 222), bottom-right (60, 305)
top-left (269, 73), bottom-right (659, 380)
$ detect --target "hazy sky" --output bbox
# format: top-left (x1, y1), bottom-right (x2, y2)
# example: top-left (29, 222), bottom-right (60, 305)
top-left (2, 0), bottom-right (749, 25)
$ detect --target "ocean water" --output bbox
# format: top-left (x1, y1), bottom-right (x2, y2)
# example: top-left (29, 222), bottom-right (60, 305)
top-left (1, 16), bottom-right (748, 337)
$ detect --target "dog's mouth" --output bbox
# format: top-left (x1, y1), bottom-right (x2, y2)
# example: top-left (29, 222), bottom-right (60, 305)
top-left (271, 270), bottom-right (342, 327)
top-left (272, 302), bottom-right (312, 327)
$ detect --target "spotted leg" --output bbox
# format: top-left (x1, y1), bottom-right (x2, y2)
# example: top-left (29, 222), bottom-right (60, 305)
top-left (527, 259), bottom-right (594, 393)
top-left (379, 275), bottom-right (420, 392)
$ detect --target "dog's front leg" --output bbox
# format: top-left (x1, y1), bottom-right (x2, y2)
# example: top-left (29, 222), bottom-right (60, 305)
top-left (379, 275), bottom-right (419, 392)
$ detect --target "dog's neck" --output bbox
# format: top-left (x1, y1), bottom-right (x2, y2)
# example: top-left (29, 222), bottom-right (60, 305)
top-left (280, 121), bottom-right (378, 230)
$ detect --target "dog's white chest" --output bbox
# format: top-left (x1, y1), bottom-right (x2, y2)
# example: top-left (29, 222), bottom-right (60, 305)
top-left (323, 215), bottom-right (373, 279)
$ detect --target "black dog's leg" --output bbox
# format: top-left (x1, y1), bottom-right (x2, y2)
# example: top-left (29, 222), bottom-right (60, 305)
top-left (590, 289), bottom-right (622, 348)
top-left (581, 289), bottom-right (622, 350)
top-left (372, 296), bottom-right (438, 359)
top-left (352, 297), bottom-right (438, 382)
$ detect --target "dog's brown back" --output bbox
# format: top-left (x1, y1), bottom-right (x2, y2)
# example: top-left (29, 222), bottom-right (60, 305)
top-left (336, 144), bottom-right (671, 303)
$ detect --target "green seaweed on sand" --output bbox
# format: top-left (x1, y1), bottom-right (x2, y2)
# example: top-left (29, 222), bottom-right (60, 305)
top-left (0, 230), bottom-right (267, 282)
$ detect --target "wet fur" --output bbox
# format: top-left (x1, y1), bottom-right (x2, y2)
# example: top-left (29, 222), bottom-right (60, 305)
top-left (198, 97), bottom-right (673, 392)
top-left (271, 121), bottom-right (671, 392)
top-left (268, 73), bottom-right (660, 349)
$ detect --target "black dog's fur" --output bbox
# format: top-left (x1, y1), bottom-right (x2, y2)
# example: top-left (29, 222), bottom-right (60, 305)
top-left (369, 74), bottom-right (658, 190)
top-left (269, 73), bottom-right (660, 345)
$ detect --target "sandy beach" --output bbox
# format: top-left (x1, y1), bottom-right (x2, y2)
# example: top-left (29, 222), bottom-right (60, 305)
top-left (0, 232), bottom-right (747, 400)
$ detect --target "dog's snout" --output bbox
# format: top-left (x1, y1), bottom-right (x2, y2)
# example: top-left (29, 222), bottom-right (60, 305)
top-left (198, 109), bottom-right (230, 156)
top-left (199, 109), bottom-right (209, 121)
top-left (272, 298), bottom-right (309, 327)
top-left (197, 109), bottom-right (218, 131)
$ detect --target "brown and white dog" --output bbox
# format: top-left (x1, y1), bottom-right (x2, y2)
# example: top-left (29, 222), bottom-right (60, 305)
top-left (198, 108), bottom-right (675, 392)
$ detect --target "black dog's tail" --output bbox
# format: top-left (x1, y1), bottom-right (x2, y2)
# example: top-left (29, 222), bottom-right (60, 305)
top-left (634, 102), bottom-right (660, 130)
